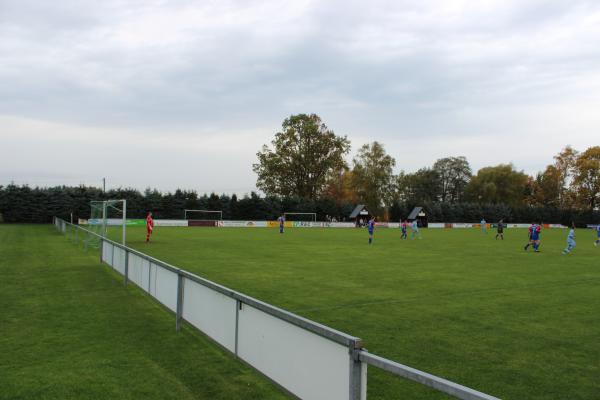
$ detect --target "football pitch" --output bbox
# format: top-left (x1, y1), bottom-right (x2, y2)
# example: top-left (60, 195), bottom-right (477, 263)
top-left (114, 225), bottom-right (600, 400)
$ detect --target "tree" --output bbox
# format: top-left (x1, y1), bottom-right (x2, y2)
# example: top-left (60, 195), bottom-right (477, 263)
top-left (466, 164), bottom-right (529, 206)
top-left (553, 146), bottom-right (579, 208)
top-left (253, 114), bottom-right (351, 199)
top-left (397, 168), bottom-right (441, 204)
top-left (323, 169), bottom-right (359, 205)
top-left (528, 165), bottom-right (561, 207)
top-left (432, 156), bottom-right (472, 203)
top-left (351, 142), bottom-right (396, 216)
top-left (573, 146), bottom-right (600, 210)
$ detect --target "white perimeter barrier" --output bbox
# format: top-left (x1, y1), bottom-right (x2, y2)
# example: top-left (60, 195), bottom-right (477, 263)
top-left (55, 218), bottom-right (500, 400)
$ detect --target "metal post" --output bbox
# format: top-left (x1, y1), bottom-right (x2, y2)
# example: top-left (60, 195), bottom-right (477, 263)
top-left (124, 250), bottom-right (129, 287)
top-left (176, 274), bottom-right (184, 331)
top-left (235, 300), bottom-right (241, 357)
top-left (99, 238), bottom-right (104, 263)
top-left (122, 199), bottom-right (127, 245)
top-left (349, 340), bottom-right (365, 400)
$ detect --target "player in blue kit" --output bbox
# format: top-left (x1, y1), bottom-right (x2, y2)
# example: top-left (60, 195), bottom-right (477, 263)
top-left (524, 222), bottom-right (542, 252)
top-left (368, 216), bottom-right (375, 245)
top-left (563, 223), bottom-right (576, 255)
top-left (278, 215), bottom-right (285, 234)
top-left (595, 225), bottom-right (600, 247)
top-left (401, 220), bottom-right (408, 239)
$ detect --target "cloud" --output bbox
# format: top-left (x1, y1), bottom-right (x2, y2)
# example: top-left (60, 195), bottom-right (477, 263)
top-left (1, 0), bottom-right (599, 192)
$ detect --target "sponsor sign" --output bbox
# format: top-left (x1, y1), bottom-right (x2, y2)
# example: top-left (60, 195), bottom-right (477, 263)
top-left (428, 223), bottom-right (445, 228)
top-left (452, 223), bottom-right (473, 228)
top-left (189, 220), bottom-right (217, 227)
top-left (155, 219), bottom-right (188, 227)
top-left (86, 218), bottom-right (144, 226)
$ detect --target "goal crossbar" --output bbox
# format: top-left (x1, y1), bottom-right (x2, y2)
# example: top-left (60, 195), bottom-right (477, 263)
top-left (184, 209), bottom-right (223, 220)
top-left (283, 212), bottom-right (317, 222)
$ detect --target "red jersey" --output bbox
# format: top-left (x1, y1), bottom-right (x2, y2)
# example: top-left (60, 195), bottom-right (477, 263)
top-left (146, 215), bottom-right (154, 230)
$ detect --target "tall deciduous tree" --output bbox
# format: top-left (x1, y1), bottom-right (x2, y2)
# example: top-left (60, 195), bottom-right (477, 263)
top-left (253, 114), bottom-right (351, 199)
top-left (432, 156), bottom-right (472, 203)
top-left (466, 164), bottom-right (529, 206)
top-left (573, 146), bottom-right (600, 210)
top-left (529, 165), bottom-right (561, 207)
top-left (351, 142), bottom-right (396, 216)
top-left (397, 168), bottom-right (441, 204)
top-left (553, 146), bottom-right (579, 208)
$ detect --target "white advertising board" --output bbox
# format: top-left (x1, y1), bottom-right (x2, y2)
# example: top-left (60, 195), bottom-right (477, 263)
top-left (182, 278), bottom-right (237, 352)
top-left (237, 304), bottom-right (351, 400)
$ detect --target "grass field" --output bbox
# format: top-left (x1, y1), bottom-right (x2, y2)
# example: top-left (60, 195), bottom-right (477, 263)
top-left (108, 225), bottom-right (600, 400)
top-left (0, 225), bottom-right (287, 400)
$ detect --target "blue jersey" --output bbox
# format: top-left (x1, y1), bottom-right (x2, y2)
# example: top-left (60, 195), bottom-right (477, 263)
top-left (412, 221), bottom-right (418, 230)
top-left (567, 229), bottom-right (575, 241)
top-left (530, 224), bottom-right (541, 240)
top-left (597, 225), bottom-right (600, 237)
top-left (368, 220), bottom-right (375, 233)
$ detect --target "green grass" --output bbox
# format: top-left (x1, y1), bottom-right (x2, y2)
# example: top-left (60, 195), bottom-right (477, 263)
top-left (110, 225), bottom-right (600, 400)
top-left (0, 225), bottom-right (287, 400)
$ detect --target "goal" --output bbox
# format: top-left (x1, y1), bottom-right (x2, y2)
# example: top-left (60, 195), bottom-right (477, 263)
top-left (88, 199), bottom-right (127, 246)
top-left (184, 209), bottom-right (223, 226)
top-left (283, 212), bottom-right (317, 222)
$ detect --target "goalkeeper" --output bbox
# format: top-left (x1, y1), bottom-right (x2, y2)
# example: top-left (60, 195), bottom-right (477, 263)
top-left (146, 212), bottom-right (154, 243)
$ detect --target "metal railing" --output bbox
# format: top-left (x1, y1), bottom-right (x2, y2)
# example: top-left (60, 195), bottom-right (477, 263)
top-left (53, 217), bottom-right (500, 400)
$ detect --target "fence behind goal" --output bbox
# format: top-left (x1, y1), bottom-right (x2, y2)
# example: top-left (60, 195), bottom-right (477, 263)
top-left (53, 217), bottom-right (501, 400)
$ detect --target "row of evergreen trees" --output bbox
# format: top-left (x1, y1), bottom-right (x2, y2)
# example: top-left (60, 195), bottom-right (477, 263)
top-left (0, 184), bottom-right (598, 225)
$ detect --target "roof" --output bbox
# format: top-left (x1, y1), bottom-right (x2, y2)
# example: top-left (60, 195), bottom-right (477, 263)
top-left (407, 207), bottom-right (423, 220)
top-left (349, 204), bottom-right (369, 218)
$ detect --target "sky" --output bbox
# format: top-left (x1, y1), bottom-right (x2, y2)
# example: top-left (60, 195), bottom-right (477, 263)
top-left (1, 0), bottom-right (599, 194)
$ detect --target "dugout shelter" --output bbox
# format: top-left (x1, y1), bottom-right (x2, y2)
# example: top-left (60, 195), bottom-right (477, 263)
top-left (349, 204), bottom-right (371, 227)
top-left (407, 207), bottom-right (428, 228)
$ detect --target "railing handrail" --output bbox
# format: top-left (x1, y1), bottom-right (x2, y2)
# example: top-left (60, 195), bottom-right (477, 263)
top-left (359, 351), bottom-right (500, 400)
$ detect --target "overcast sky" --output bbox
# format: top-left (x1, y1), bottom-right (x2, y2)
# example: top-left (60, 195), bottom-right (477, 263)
top-left (1, 0), bottom-right (599, 194)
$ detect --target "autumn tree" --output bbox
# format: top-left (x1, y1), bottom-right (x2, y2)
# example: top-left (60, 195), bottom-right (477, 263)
top-left (573, 146), bottom-right (600, 210)
top-left (253, 114), bottom-right (351, 199)
top-left (351, 142), bottom-right (396, 216)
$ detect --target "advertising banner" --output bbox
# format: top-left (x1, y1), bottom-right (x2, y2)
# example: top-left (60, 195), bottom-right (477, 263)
top-left (86, 218), bottom-right (145, 226)
top-left (221, 220), bottom-right (268, 227)
top-left (189, 220), bottom-right (217, 227)
top-left (155, 219), bottom-right (188, 227)
top-left (428, 223), bottom-right (445, 228)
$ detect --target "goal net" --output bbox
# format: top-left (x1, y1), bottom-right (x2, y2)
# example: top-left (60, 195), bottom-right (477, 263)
top-left (283, 212), bottom-right (317, 222)
top-left (184, 209), bottom-right (222, 227)
top-left (87, 199), bottom-right (127, 247)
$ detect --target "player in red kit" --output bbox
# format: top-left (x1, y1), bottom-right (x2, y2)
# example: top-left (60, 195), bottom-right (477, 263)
top-left (146, 212), bottom-right (154, 243)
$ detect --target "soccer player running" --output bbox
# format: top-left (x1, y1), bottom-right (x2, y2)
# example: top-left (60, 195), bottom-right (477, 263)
top-left (368, 216), bottom-right (375, 245)
top-left (278, 215), bottom-right (285, 234)
top-left (595, 224), bottom-right (600, 247)
top-left (401, 220), bottom-right (408, 240)
top-left (495, 219), bottom-right (504, 240)
top-left (524, 222), bottom-right (542, 252)
top-left (146, 212), bottom-right (154, 243)
top-left (563, 223), bottom-right (576, 255)
top-left (411, 219), bottom-right (421, 240)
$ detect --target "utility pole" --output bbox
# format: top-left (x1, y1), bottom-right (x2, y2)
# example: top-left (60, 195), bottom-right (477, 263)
top-left (103, 177), bottom-right (106, 193)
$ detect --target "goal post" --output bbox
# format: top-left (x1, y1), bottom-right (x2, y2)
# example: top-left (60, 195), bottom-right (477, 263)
top-left (88, 199), bottom-right (127, 246)
top-left (184, 209), bottom-right (223, 221)
top-left (283, 212), bottom-right (317, 222)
